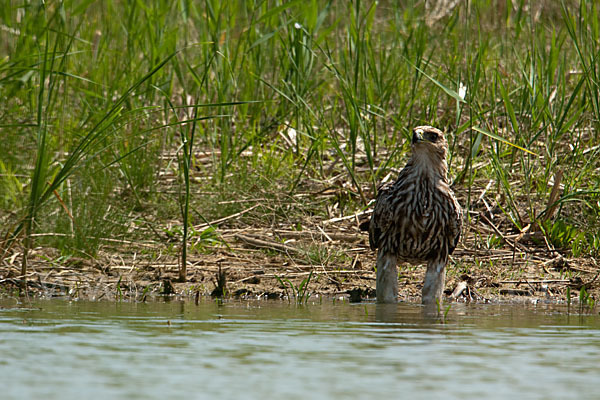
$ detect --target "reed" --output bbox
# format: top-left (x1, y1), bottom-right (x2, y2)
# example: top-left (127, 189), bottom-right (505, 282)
top-left (1, 0), bottom-right (599, 291)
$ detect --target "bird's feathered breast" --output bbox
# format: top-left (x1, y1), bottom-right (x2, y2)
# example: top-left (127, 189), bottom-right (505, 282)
top-left (368, 160), bottom-right (462, 263)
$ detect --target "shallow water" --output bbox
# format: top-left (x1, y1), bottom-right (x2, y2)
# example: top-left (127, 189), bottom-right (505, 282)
top-left (1, 299), bottom-right (599, 400)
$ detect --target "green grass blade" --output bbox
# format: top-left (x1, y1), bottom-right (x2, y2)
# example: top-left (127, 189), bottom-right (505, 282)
top-left (472, 126), bottom-right (537, 156)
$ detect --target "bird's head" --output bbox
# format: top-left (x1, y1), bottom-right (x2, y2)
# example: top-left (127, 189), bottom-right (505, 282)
top-left (411, 125), bottom-right (449, 178)
top-left (411, 125), bottom-right (448, 159)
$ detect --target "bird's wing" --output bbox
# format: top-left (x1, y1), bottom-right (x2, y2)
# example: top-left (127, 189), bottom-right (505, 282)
top-left (368, 181), bottom-right (397, 250)
top-left (447, 193), bottom-right (462, 256)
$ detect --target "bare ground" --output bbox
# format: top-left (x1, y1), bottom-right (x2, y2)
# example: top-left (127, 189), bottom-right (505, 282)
top-left (2, 206), bottom-right (599, 304)
top-left (2, 145), bottom-right (599, 304)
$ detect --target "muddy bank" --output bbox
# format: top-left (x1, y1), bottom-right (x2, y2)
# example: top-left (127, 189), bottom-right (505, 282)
top-left (2, 215), bottom-right (598, 305)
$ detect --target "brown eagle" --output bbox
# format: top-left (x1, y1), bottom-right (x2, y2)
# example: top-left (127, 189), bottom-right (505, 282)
top-left (361, 126), bottom-right (462, 304)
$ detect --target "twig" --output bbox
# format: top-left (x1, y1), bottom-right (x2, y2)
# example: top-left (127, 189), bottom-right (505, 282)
top-left (476, 179), bottom-right (494, 204)
top-left (543, 170), bottom-right (564, 222)
top-left (29, 233), bottom-right (159, 248)
top-left (233, 269), bottom-right (374, 284)
top-left (450, 281), bottom-right (468, 299)
top-left (195, 204), bottom-right (260, 230)
top-left (500, 279), bottom-right (571, 284)
top-left (234, 234), bottom-right (301, 254)
top-left (322, 209), bottom-right (372, 224)
top-left (0, 272), bottom-right (37, 284)
top-left (478, 212), bottom-right (527, 252)
top-left (316, 225), bottom-right (333, 242)
top-left (272, 229), bottom-right (363, 243)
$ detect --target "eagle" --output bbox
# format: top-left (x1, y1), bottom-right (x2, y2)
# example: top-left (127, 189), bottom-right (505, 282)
top-left (361, 126), bottom-right (462, 305)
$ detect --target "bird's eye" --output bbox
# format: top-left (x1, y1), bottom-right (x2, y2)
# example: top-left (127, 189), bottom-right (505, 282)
top-left (426, 131), bottom-right (438, 142)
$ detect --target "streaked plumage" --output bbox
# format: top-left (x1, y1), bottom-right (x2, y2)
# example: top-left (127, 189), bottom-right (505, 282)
top-left (363, 126), bottom-right (462, 304)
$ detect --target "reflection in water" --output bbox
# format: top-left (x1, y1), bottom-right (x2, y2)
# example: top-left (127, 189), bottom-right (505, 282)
top-left (374, 302), bottom-right (444, 323)
top-left (374, 302), bottom-right (401, 322)
top-left (0, 299), bottom-right (599, 400)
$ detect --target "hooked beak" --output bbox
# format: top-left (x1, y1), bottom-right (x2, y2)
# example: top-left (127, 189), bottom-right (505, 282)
top-left (412, 128), bottom-right (424, 144)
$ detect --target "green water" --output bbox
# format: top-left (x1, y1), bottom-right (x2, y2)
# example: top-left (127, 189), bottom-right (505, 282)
top-left (1, 299), bottom-right (599, 399)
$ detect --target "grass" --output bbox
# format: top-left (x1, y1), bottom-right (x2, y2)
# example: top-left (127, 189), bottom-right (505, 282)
top-left (276, 270), bottom-right (313, 304)
top-left (1, 1), bottom-right (599, 300)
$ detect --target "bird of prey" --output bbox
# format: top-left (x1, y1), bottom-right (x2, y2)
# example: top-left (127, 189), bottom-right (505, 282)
top-left (361, 126), bottom-right (462, 305)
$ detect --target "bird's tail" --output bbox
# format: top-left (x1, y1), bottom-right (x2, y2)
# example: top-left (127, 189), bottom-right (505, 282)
top-left (422, 258), bottom-right (446, 305)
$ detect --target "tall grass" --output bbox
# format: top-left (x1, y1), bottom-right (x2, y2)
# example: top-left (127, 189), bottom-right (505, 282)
top-left (1, 0), bottom-right (600, 286)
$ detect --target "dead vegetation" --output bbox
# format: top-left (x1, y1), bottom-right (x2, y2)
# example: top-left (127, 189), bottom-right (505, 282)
top-left (2, 146), bottom-right (599, 304)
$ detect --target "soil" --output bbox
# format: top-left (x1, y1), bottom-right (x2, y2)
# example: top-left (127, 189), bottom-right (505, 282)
top-left (2, 209), bottom-right (599, 305)
top-left (2, 145), bottom-right (599, 305)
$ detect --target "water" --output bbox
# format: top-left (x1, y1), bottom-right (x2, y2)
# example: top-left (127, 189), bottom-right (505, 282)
top-left (1, 299), bottom-right (599, 400)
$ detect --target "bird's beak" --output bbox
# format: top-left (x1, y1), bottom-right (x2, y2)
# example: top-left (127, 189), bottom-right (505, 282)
top-left (412, 128), bottom-right (424, 144)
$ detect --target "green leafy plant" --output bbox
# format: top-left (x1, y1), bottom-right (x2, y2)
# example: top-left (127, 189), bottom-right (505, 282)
top-left (578, 286), bottom-right (596, 314)
top-left (1, 3), bottom-right (177, 289)
top-left (276, 271), bottom-right (313, 304)
top-left (116, 276), bottom-right (123, 302)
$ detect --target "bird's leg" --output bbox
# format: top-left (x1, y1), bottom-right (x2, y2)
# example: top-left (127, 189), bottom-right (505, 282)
top-left (422, 259), bottom-right (446, 305)
top-left (376, 251), bottom-right (398, 303)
